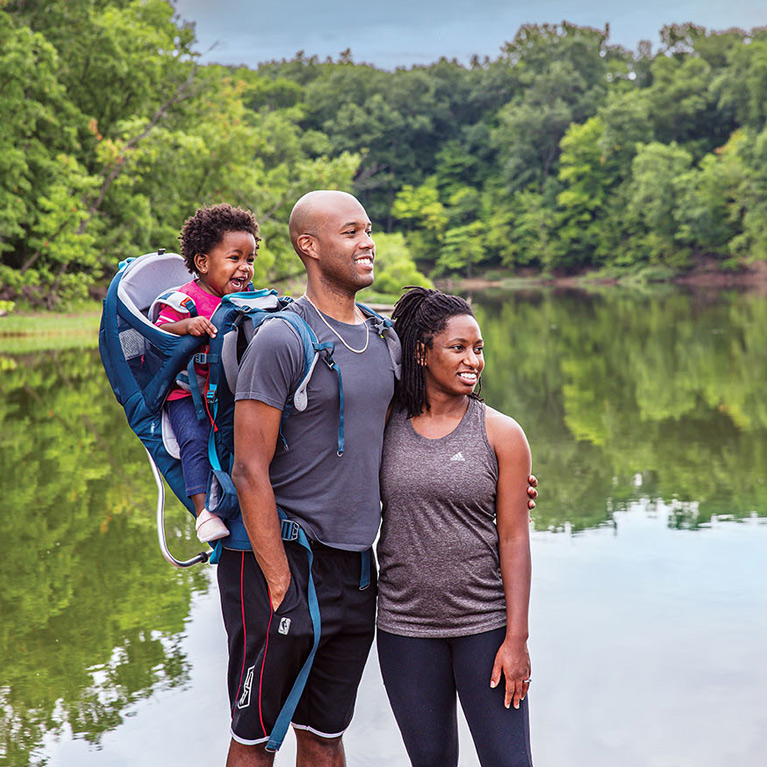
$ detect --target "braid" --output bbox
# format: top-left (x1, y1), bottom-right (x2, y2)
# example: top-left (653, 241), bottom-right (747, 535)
top-left (392, 287), bottom-right (477, 418)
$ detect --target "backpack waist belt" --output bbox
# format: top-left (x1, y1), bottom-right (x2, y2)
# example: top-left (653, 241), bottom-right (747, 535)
top-left (265, 508), bottom-right (322, 753)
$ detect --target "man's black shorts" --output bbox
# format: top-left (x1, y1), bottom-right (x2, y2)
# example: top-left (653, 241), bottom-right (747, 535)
top-left (217, 541), bottom-right (377, 745)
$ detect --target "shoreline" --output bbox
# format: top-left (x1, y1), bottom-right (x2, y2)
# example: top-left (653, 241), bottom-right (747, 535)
top-left (3, 258), bottom-right (766, 337)
top-left (438, 258), bottom-right (767, 294)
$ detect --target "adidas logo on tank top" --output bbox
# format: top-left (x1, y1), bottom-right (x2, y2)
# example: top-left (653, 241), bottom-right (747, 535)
top-left (450, 452), bottom-right (465, 462)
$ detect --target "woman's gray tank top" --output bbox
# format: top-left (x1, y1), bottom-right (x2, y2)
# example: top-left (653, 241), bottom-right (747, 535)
top-left (377, 397), bottom-right (506, 638)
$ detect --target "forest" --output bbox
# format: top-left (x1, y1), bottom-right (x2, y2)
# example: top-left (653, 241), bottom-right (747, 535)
top-left (2, 0), bottom-right (767, 305)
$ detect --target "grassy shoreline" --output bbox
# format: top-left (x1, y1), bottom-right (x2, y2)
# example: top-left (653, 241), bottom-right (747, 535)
top-left (3, 256), bottom-right (766, 345)
top-left (440, 257), bottom-right (767, 294)
top-left (0, 308), bottom-right (101, 336)
top-left (0, 301), bottom-right (101, 354)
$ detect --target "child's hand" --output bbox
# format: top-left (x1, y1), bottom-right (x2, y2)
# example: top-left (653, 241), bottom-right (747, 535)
top-left (184, 317), bottom-right (217, 338)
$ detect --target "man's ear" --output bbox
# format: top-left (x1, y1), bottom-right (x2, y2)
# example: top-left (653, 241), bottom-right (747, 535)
top-left (194, 253), bottom-right (208, 273)
top-left (295, 233), bottom-right (318, 261)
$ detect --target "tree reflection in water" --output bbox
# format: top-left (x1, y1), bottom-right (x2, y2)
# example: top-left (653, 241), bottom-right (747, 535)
top-left (0, 348), bottom-right (207, 766)
top-left (1, 287), bottom-right (765, 764)
top-left (474, 288), bottom-right (767, 531)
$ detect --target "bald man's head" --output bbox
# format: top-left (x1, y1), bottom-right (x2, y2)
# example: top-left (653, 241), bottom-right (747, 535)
top-left (289, 190), bottom-right (363, 257)
top-left (287, 190), bottom-right (375, 294)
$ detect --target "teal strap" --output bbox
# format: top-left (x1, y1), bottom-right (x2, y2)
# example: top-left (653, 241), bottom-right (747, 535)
top-left (314, 341), bottom-right (345, 456)
top-left (186, 357), bottom-right (207, 422)
top-left (266, 510), bottom-right (322, 752)
top-left (359, 549), bottom-right (371, 590)
top-left (277, 407), bottom-right (291, 451)
top-left (333, 361), bottom-right (345, 456)
top-left (207, 398), bottom-right (222, 472)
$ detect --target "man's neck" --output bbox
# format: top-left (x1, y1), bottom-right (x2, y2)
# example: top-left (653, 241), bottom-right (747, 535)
top-left (303, 284), bottom-right (360, 324)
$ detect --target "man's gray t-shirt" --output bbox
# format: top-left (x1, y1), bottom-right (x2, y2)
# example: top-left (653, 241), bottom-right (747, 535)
top-left (235, 298), bottom-right (396, 550)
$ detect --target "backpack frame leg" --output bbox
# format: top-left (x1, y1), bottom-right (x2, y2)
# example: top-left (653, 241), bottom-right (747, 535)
top-left (146, 448), bottom-right (209, 568)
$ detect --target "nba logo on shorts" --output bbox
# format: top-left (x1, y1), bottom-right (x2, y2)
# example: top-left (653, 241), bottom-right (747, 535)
top-left (278, 617), bottom-right (291, 635)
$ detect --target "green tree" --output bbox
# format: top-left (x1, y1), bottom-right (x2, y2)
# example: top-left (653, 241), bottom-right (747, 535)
top-left (363, 232), bottom-right (432, 296)
top-left (728, 126), bottom-right (767, 260)
top-left (711, 30), bottom-right (767, 132)
top-left (484, 189), bottom-right (558, 271)
top-left (491, 23), bottom-right (621, 193)
top-left (675, 131), bottom-right (748, 259)
top-left (555, 116), bottom-right (621, 269)
top-left (0, 9), bottom-right (97, 304)
top-left (624, 142), bottom-right (694, 265)
top-left (391, 177), bottom-right (448, 266)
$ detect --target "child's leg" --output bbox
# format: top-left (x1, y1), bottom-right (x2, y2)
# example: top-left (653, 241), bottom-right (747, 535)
top-left (166, 398), bottom-right (229, 542)
top-left (189, 493), bottom-right (206, 517)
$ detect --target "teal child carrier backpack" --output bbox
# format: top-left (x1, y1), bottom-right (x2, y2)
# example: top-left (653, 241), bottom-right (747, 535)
top-left (98, 249), bottom-right (399, 750)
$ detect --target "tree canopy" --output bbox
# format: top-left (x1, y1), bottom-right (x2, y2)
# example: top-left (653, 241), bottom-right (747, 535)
top-left (2, 3), bottom-right (767, 304)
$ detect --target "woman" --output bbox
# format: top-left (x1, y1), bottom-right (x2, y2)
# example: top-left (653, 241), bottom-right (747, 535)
top-left (377, 287), bottom-right (534, 767)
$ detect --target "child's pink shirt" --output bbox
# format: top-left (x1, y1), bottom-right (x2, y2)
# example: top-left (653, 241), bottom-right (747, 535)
top-left (155, 280), bottom-right (222, 402)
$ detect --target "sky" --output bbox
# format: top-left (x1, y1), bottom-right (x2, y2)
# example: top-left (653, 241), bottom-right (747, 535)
top-left (172, 0), bottom-right (766, 70)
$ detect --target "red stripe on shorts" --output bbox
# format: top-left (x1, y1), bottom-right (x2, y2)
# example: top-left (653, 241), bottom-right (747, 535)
top-left (231, 552), bottom-right (248, 717)
top-left (259, 587), bottom-right (275, 736)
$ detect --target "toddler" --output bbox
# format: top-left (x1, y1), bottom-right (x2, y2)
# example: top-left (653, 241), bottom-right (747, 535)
top-left (155, 203), bottom-right (260, 542)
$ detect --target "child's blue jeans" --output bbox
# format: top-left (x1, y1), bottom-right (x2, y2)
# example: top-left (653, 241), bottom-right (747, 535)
top-left (167, 397), bottom-right (210, 498)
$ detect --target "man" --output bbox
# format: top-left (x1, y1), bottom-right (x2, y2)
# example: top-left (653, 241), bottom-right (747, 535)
top-left (221, 190), bottom-right (537, 766)
top-left (223, 190), bottom-right (395, 766)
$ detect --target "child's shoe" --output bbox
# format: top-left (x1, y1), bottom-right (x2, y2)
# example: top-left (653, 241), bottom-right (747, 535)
top-left (195, 509), bottom-right (230, 543)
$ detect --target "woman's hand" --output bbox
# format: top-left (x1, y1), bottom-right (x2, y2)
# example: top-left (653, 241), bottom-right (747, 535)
top-left (490, 636), bottom-right (531, 710)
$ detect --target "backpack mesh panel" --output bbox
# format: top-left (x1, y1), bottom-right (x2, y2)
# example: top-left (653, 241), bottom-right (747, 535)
top-left (117, 315), bottom-right (166, 394)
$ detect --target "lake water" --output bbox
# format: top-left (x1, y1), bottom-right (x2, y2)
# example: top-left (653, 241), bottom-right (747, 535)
top-left (1, 287), bottom-right (766, 766)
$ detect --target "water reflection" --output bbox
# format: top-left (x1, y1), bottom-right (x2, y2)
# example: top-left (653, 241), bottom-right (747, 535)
top-left (0, 349), bottom-right (207, 766)
top-left (1, 288), bottom-right (765, 764)
top-left (474, 289), bottom-right (767, 530)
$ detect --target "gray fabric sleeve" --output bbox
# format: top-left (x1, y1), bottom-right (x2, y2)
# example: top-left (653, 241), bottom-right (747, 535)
top-left (234, 318), bottom-right (305, 410)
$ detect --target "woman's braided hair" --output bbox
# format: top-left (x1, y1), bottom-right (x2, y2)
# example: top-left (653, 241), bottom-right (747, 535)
top-left (179, 203), bottom-right (261, 274)
top-left (392, 286), bottom-right (480, 418)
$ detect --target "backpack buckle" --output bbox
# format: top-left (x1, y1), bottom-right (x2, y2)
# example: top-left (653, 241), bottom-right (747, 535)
top-left (280, 519), bottom-right (300, 542)
top-left (193, 352), bottom-right (208, 364)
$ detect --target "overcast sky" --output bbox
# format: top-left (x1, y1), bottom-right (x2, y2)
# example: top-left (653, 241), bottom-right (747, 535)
top-left (172, 0), bottom-right (765, 70)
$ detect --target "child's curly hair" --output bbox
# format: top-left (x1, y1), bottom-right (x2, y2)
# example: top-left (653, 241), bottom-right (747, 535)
top-left (178, 203), bottom-right (261, 273)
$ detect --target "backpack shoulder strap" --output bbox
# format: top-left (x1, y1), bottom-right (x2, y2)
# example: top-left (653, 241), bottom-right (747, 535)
top-left (356, 302), bottom-right (401, 380)
top-left (217, 307), bottom-right (320, 404)
top-left (270, 311), bottom-right (321, 412)
top-left (149, 289), bottom-right (198, 323)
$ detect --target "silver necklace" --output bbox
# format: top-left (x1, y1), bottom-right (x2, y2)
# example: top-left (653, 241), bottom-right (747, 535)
top-left (302, 294), bottom-right (370, 354)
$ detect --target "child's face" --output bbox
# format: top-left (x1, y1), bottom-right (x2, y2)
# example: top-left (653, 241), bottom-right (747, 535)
top-left (194, 231), bottom-right (257, 296)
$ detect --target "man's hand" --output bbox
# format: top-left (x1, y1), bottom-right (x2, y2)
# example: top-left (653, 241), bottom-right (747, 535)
top-left (268, 569), bottom-right (291, 612)
top-left (526, 474), bottom-right (538, 510)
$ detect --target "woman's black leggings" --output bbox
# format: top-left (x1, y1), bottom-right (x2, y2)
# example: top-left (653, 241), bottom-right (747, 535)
top-left (377, 627), bottom-right (533, 767)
